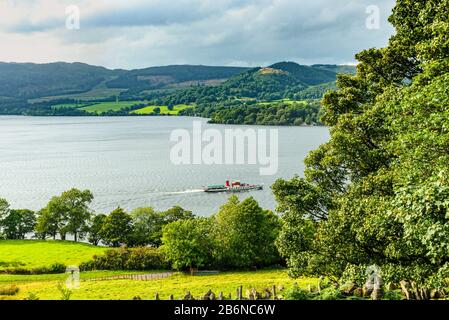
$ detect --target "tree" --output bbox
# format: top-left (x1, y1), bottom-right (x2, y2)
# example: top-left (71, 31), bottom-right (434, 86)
top-left (130, 207), bottom-right (162, 247)
top-left (131, 206), bottom-right (194, 247)
top-left (161, 217), bottom-right (215, 271)
top-left (214, 196), bottom-right (280, 268)
top-left (35, 208), bottom-right (59, 240)
top-left (44, 189), bottom-right (93, 241)
top-left (272, 0), bottom-right (449, 296)
top-left (88, 214), bottom-right (107, 246)
top-left (0, 198), bottom-right (9, 221)
top-left (101, 207), bottom-right (133, 247)
top-left (1, 209), bottom-right (36, 240)
top-left (0, 198), bottom-right (10, 236)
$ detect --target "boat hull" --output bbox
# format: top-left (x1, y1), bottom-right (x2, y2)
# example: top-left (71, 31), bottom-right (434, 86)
top-left (204, 185), bottom-right (263, 193)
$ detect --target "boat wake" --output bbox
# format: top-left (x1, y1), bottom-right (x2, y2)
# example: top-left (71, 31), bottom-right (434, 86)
top-left (165, 189), bottom-right (204, 195)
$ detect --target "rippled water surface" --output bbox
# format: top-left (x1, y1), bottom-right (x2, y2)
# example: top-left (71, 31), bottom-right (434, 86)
top-left (0, 116), bottom-right (329, 216)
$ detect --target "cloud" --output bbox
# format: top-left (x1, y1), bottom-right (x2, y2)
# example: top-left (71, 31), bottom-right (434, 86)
top-left (0, 0), bottom-right (396, 69)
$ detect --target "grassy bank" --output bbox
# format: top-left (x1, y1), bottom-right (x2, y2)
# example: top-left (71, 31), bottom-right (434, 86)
top-left (0, 240), bottom-right (106, 270)
top-left (0, 269), bottom-right (313, 300)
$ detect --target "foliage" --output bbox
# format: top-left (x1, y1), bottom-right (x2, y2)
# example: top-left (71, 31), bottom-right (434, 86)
top-left (272, 0), bottom-right (449, 296)
top-left (130, 206), bottom-right (194, 247)
top-left (214, 196), bottom-right (281, 268)
top-left (88, 214), bottom-right (107, 246)
top-left (100, 207), bottom-right (133, 247)
top-left (79, 247), bottom-right (168, 271)
top-left (161, 218), bottom-right (215, 270)
top-left (205, 100), bottom-right (322, 126)
top-left (282, 284), bottom-right (313, 300)
top-left (36, 189), bottom-right (93, 241)
top-left (0, 285), bottom-right (20, 296)
top-left (57, 283), bottom-right (72, 300)
top-left (1, 210), bottom-right (36, 240)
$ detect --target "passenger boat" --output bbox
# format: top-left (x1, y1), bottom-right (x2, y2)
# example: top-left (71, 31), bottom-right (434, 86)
top-left (203, 181), bottom-right (263, 193)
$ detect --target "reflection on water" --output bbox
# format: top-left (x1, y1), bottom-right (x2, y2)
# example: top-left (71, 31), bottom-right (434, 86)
top-left (0, 116), bottom-right (329, 216)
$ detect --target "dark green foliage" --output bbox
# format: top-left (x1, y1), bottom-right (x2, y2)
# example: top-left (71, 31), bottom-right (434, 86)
top-left (101, 207), bottom-right (133, 247)
top-left (3, 263), bottom-right (66, 275)
top-left (79, 247), bottom-right (168, 271)
top-left (282, 285), bottom-right (313, 300)
top-left (207, 100), bottom-right (322, 126)
top-left (88, 214), bottom-right (107, 246)
top-left (161, 218), bottom-right (215, 270)
top-left (214, 196), bottom-right (281, 269)
top-left (106, 65), bottom-right (249, 90)
top-left (272, 0), bottom-right (449, 296)
top-left (161, 197), bottom-right (282, 270)
top-left (0, 62), bottom-right (117, 99)
top-left (1, 209), bottom-right (36, 240)
top-left (130, 206), bottom-right (194, 247)
top-left (35, 188), bottom-right (93, 241)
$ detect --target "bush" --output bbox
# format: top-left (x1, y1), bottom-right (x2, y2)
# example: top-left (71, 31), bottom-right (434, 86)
top-left (80, 247), bottom-right (168, 271)
top-left (0, 285), bottom-right (20, 296)
top-left (283, 285), bottom-right (314, 300)
top-left (383, 291), bottom-right (404, 300)
top-left (2, 263), bottom-right (67, 275)
top-left (316, 287), bottom-right (344, 300)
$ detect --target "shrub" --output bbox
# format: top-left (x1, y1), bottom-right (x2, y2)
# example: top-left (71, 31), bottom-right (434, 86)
top-left (316, 287), bottom-right (344, 300)
top-left (283, 285), bottom-right (314, 300)
top-left (80, 247), bottom-right (168, 271)
top-left (2, 263), bottom-right (67, 275)
top-left (0, 285), bottom-right (20, 296)
top-left (383, 291), bottom-right (404, 300)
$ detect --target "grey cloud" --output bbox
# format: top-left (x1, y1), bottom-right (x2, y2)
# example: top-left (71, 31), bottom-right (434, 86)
top-left (2, 0), bottom-right (397, 69)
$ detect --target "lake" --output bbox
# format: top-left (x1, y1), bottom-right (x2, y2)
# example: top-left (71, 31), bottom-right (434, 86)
top-left (0, 116), bottom-right (329, 216)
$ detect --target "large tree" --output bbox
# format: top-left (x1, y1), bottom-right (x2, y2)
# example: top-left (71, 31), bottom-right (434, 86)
top-left (273, 0), bottom-right (449, 297)
top-left (1, 209), bottom-right (36, 240)
top-left (161, 217), bottom-right (215, 271)
top-left (101, 207), bottom-right (133, 247)
top-left (43, 189), bottom-right (93, 241)
top-left (214, 196), bottom-right (280, 268)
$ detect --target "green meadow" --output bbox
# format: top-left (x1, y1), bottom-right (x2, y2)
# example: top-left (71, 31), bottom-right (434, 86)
top-left (0, 269), bottom-right (311, 300)
top-left (0, 240), bottom-right (309, 300)
top-left (131, 104), bottom-right (192, 115)
top-left (80, 101), bottom-right (145, 113)
top-left (0, 240), bottom-right (106, 270)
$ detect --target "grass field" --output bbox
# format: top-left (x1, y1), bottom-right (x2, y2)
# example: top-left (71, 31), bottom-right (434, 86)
top-left (80, 101), bottom-right (145, 113)
top-left (131, 104), bottom-right (192, 115)
top-left (0, 240), bottom-right (106, 270)
top-left (0, 240), bottom-right (313, 300)
top-left (0, 269), bottom-right (313, 300)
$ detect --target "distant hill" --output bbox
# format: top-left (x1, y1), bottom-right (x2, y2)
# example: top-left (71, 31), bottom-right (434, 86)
top-left (153, 61), bottom-right (356, 106)
top-left (0, 62), bottom-right (120, 99)
top-left (0, 63), bottom-right (249, 102)
top-left (106, 65), bottom-right (251, 91)
top-left (0, 61), bottom-right (355, 117)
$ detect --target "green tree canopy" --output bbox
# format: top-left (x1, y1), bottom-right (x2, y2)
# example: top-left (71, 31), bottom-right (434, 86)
top-left (42, 188), bottom-right (93, 241)
top-left (272, 0), bottom-right (449, 295)
top-left (88, 214), bottom-right (107, 246)
top-left (214, 196), bottom-right (281, 268)
top-left (101, 207), bottom-right (133, 247)
top-left (1, 209), bottom-right (36, 240)
top-left (161, 217), bottom-right (215, 271)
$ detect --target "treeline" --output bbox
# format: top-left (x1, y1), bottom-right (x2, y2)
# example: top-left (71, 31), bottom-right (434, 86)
top-left (184, 100), bottom-right (323, 126)
top-left (0, 189), bottom-right (281, 270)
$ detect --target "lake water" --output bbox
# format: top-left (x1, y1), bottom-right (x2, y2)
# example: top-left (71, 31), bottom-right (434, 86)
top-left (0, 116), bottom-right (329, 216)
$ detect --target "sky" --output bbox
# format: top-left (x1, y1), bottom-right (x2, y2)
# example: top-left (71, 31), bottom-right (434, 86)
top-left (0, 0), bottom-right (396, 70)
